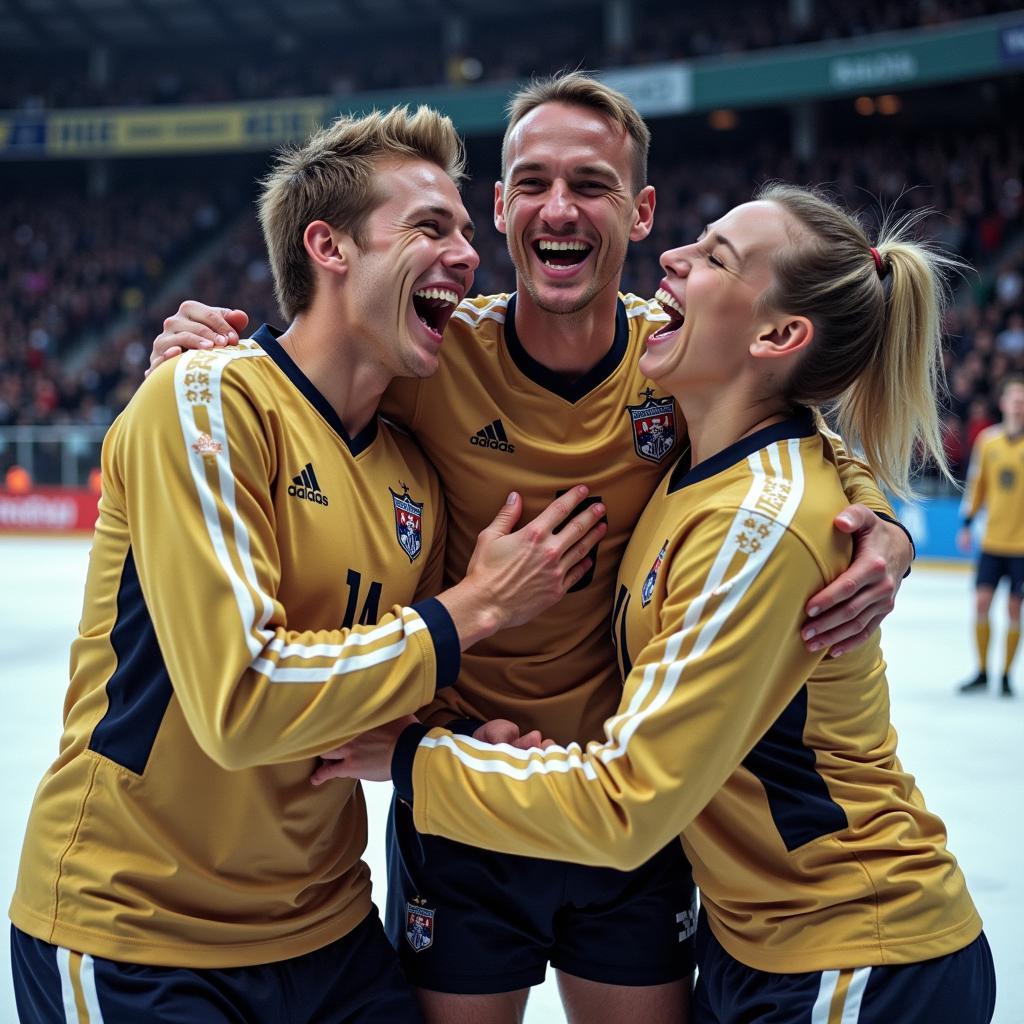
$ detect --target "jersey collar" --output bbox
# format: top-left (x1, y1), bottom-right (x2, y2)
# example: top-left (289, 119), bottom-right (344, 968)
top-left (668, 406), bottom-right (818, 492)
top-left (253, 324), bottom-right (380, 456)
top-left (503, 292), bottom-right (630, 403)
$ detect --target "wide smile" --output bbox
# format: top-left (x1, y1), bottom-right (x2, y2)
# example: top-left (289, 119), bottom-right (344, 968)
top-left (530, 239), bottom-right (594, 279)
top-left (648, 287), bottom-right (685, 343)
top-left (410, 286), bottom-right (460, 343)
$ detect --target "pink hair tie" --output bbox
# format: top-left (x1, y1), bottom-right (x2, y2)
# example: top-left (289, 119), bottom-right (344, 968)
top-left (869, 246), bottom-right (885, 277)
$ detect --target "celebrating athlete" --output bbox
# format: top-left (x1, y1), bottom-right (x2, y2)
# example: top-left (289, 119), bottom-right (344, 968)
top-left (324, 184), bottom-right (996, 1024)
top-left (9, 107), bottom-right (603, 1024)
top-left (147, 74), bottom-right (915, 1024)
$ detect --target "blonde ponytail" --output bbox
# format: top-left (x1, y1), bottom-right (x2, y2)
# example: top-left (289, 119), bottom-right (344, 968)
top-left (756, 183), bottom-right (962, 497)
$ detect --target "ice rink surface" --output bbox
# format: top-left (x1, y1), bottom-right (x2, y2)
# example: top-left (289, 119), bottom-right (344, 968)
top-left (0, 536), bottom-right (1020, 1023)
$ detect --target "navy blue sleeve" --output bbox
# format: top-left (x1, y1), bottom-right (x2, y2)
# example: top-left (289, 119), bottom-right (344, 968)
top-left (875, 511), bottom-right (915, 577)
top-left (410, 598), bottom-right (461, 689)
top-left (393, 722), bottom-right (431, 802)
top-left (446, 718), bottom-right (485, 736)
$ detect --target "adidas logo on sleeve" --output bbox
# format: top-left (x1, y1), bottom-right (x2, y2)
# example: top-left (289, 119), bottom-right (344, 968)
top-left (469, 419), bottom-right (516, 454)
top-left (287, 462), bottom-right (329, 506)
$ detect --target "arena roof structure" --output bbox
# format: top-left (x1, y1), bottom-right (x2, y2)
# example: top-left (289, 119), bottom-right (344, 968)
top-left (0, 0), bottom-right (595, 49)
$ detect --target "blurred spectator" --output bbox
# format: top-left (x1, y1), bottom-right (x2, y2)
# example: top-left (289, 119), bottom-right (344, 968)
top-left (3, 116), bottom-right (1022, 497)
top-left (2, 0), bottom-right (1020, 111)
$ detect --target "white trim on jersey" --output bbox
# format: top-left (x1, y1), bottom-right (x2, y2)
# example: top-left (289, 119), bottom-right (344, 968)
top-left (420, 437), bottom-right (806, 782)
top-left (450, 294), bottom-right (508, 327)
top-left (174, 347), bottom-right (274, 662)
top-left (173, 349), bottom-right (426, 685)
top-left (252, 616), bottom-right (428, 682)
top-left (623, 295), bottom-right (671, 322)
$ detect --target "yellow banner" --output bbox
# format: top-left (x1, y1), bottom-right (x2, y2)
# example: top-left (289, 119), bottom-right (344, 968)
top-left (35, 99), bottom-right (330, 157)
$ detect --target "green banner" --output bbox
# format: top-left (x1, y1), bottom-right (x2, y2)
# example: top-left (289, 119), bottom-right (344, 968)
top-left (2, 13), bottom-right (1022, 160)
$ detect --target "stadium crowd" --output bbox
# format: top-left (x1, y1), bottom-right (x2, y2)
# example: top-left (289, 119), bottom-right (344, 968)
top-left (2, 119), bottom-right (1022, 488)
top-left (2, 0), bottom-right (1020, 112)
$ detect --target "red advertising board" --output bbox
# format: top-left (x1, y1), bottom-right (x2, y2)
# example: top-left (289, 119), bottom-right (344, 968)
top-left (0, 487), bottom-right (99, 533)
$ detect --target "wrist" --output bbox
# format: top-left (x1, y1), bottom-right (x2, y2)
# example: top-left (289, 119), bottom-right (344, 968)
top-left (435, 581), bottom-right (505, 651)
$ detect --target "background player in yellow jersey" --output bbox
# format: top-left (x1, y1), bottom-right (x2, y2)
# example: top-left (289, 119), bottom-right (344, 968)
top-left (957, 375), bottom-right (1024, 697)
top-left (325, 185), bottom-right (996, 1023)
top-left (150, 74), bottom-right (915, 1024)
top-left (8, 107), bottom-right (606, 1024)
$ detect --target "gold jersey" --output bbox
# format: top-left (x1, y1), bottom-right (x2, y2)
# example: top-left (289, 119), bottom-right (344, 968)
top-left (384, 292), bottom-right (898, 744)
top-left (962, 424), bottom-right (1024, 555)
top-left (399, 410), bottom-right (980, 973)
top-left (10, 325), bottom-right (459, 968)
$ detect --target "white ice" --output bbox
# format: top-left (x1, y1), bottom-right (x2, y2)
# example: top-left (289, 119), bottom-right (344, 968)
top-left (0, 538), bottom-right (1020, 1023)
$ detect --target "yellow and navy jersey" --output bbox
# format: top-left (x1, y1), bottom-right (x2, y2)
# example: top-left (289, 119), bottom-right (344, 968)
top-left (10, 325), bottom-right (459, 969)
top-left (383, 292), bottom-right (900, 744)
top-left (961, 424), bottom-right (1024, 555)
top-left (395, 409), bottom-right (980, 973)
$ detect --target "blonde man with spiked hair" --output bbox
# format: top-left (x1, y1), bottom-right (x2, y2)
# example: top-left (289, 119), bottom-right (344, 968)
top-left (9, 105), bottom-right (605, 1024)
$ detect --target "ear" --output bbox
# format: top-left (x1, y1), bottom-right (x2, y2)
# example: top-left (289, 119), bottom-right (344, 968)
top-left (750, 316), bottom-right (814, 360)
top-left (303, 220), bottom-right (349, 278)
top-left (629, 185), bottom-right (656, 242)
top-left (494, 180), bottom-right (507, 235)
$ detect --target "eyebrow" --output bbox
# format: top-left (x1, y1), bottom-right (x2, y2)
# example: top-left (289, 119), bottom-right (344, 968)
top-left (508, 160), bottom-right (619, 181)
top-left (411, 204), bottom-right (475, 239)
top-left (702, 226), bottom-right (744, 266)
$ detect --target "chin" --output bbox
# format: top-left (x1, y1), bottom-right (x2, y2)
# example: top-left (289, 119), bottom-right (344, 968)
top-left (404, 350), bottom-right (439, 380)
top-left (527, 282), bottom-right (595, 316)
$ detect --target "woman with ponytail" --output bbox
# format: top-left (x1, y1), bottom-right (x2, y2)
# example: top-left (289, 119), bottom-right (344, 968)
top-left (324, 185), bottom-right (996, 1023)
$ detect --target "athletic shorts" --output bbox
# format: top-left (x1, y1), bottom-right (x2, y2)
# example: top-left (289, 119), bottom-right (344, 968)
top-left (385, 792), bottom-right (696, 994)
top-left (11, 909), bottom-right (423, 1024)
top-left (693, 910), bottom-right (995, 1024)
top-left (977, 551), bottom-right (1024, 596)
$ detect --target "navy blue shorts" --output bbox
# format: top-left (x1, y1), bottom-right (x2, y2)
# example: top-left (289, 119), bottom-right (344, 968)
top-left (385, 793), bottom-right (696, 994)
top-left (976, 551), bottom-right (1024, 596)
top-left (11, 909), bottom-right (423, 1023)
top-left (693, 911), bottom-right (995, 1024)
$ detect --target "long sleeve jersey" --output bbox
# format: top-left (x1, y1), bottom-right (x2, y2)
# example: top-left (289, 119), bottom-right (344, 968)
top-left (383, 292), bottom-right (901, 744)
top-left (395, 410), bottom-right (979, 974)
top-left (10, 326), bottom-right (459, 968)
top-left (960, 423), bottom-right (1024, 554)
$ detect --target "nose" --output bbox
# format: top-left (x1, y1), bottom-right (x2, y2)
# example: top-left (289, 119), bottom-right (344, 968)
top-left (540, 179), bottom-right (577, 229)
top-left (445, 232), bottom-right (480, 275)
top-left (659, 245), bottom-right (692, 277)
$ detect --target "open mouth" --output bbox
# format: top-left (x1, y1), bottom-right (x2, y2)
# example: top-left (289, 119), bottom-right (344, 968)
top-left (650, 287), bottom-right (685, 340)
top-left (412, 287), bottom-right (459, 339)
top-left (532, 239), bottom-right (593, 270)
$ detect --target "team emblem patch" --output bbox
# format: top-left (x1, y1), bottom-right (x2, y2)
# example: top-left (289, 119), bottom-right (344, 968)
top-left (405, 898), bottom-right (435, 952)
top-left (390, 482), bottom-right (424, 563)
top-left (627, 389), bottom-right (676, 464)
top-left (641, 540), bottom-right (668, 607)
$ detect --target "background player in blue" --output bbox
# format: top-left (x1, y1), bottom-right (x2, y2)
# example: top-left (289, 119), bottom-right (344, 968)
top-left (323, 185), bottom-right (996, 1024)
top-left (149, 74), bottom-right (915, 1024)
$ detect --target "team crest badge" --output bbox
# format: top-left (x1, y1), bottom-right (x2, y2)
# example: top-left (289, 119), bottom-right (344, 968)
top-left (627, 389), bottom-right (676, 464)
top-left (390, 482), bottom-right (424, 563)
top-left (641, 540), bottom-right (668, 607)
top-left (405, 897), bottom-right (435, 952)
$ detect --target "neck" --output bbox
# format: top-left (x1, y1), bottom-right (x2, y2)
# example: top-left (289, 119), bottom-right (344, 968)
top-left (678, 383), bottom-right (793, 468)
top-left (513, 277), bottom-right (621, 375)
top-left (276, 310), bottom-right (388, 438)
